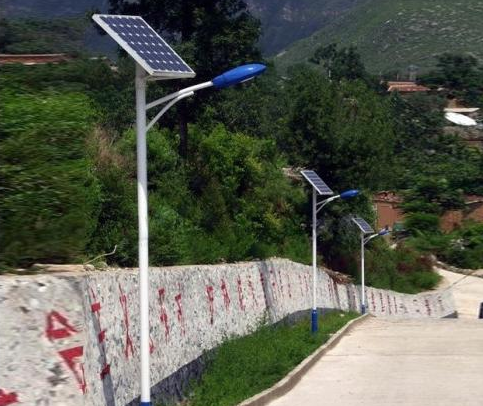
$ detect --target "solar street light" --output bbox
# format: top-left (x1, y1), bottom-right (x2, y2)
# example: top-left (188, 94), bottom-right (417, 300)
top-left (93, 14), bottom-right (265, 406)
top-left (301, 170), bottom-right (359, 332)
top-left (352, 217), bottom-right (390, 314)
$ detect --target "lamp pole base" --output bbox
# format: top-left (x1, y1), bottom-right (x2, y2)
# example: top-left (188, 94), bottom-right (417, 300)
top-left (361, 304), bottom-right (366, 315)
top-left (140, 402), bottom-right (152, 406)
top-left (311, 308), bottom-right (318, 333)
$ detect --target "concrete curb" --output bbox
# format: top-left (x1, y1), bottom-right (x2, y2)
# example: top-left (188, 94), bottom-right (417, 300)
top-left (236, 313), bottom-right (370, 406)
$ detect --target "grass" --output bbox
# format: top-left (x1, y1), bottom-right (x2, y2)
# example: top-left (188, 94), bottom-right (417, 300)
top-left (178, 311), bottom-right (358, 406)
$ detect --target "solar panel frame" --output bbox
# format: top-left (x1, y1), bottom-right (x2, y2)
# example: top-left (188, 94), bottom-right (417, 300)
top-left (352, 217), bottom-right (375, 234)
top-left (93, 14), bottom-right (196, 79)
top-left (300, 170), bottom-right (334, 196)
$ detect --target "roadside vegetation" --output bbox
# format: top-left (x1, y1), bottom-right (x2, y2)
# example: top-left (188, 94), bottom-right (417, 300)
top-left (2, 0), bottom-right (482, 290)
top-left (179, 311), bottom-right (358, 406)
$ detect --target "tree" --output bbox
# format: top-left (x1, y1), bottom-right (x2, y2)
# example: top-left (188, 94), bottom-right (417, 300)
top-left (310, 43), bottom-right (369, 84)
top-left (280, 66), bottom-right (395, 192)
top-left (422, 53), bottom-right (483, 106)
top-left (108, 0), bottom-right (262, 157)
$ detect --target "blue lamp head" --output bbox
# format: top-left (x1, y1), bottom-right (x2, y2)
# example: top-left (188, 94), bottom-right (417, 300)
top-left (212, 64), bottom-right (266, 89)
top-left (378, 228), bottom-right (390, 236)
top-left (340, 189), bottom-right (360, 200)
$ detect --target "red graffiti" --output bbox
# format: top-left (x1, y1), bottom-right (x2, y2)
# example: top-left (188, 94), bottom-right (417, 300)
top-left (45, 310), bottom-right (87, 393)
top-left (379, 292), bottom-right (385, 313)
top-left (327, 280), bottom-right (333, 302)
top-left (59, 346), bottom-right (87, 393)
top-left (247, 275), bottom-right (258, 307)
top-left (0, 389), bottom-right (18, 406)
top-left (237, 276), bottom-right (245, 311)
top-left (150, 337), bottom-right (155, 354)
top-left (158, 288), bottom-right (170, 342)
top-left (45, 311), bottom-right (78, 341)
top-left (371, 291), bottom-right (376, 311)
top-left (90, 288), bottom-right (110, 380)
top-left (175, 293), bottom-right (185, 336)
top-left (425, 299), bottom-right (432, 316)
top-left (437, 296), bottom-right (445, 312)
top-left (259, 271), bottom-right (265, 287)
top-left (221, 279), bottom-right (231, 310)
top-left (286, 274), bottom-right (292, 299)
top-left (99, 364), bottom-right (110, 380)
top-left (303, 274), bottom-right (309, 293)
top-left (119, 284), bottom-right (134, 359)
top-left (387, 294), bottom-right (392, 315)
top-left (206, 286), bottom-right (215, 324)
top-left (277, 270), bottom-right (284, 297)
top-left (332, 279), bottom-right (341, 307)
top-left (298, 274), bottom-right (304, 296)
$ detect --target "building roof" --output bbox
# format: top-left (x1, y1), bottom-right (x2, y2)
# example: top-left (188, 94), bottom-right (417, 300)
top-left (373, 191), bottom-right (403, 204)
top-left (444, 107), bottom-right (480, 114)
top-left (387, 81), bottom-right (430, 93)
top-left (0, 53), bottom-right (72, 65)
top-left (465, 195), bottom-right (483, 205)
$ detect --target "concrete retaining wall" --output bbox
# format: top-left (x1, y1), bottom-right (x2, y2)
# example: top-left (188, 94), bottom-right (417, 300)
top-left (0, 258), bottom-right (455, 406)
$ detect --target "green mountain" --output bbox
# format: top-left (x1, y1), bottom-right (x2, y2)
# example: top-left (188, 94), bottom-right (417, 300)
top-left (246, 0), bottom-right (363, 55)
top-left (275, 0), bottom-right (483, 74)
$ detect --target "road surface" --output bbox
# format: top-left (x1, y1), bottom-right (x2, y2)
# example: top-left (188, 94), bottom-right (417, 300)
top-left (267, 317), bottom-right (483, 406)
top-left (267, 270), bottom-right (483, 406)
top-left (436, 267), bottom-right (483, 318)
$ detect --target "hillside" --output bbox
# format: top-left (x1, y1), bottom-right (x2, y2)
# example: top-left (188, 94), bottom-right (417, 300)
top-left (246, 0), bottom-right (363, 55)
top-left (1, 0), bottom-right (358, 56)
top-left (275, 0), bottom-right (483, 74)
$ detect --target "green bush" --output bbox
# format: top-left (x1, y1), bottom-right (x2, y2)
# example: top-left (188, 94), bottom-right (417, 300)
top-left (87, 124), bottom-right (311, 267)
top-left (407, 222), bottom-right (483, 270)
top-left (404, 212), bottom-right (440, 235)
top-left (362, 243), bottom-right (440, 294)
top-left (0, 89), bottom-right (100, 268)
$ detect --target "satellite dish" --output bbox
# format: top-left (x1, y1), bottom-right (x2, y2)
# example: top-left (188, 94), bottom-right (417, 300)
top-left (445, 112), bottom-right (477, 126)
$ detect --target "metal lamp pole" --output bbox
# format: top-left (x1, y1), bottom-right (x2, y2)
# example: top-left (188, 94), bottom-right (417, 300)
top-left (135, 64), bottom-right (265, 405)
top-left (310, 189), bottom-right (359, 332)
top-left (360, 229), bottom-right (390, 315)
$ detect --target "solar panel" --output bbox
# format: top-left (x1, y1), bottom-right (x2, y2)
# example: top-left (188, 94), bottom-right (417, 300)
top-left (352, 217), bottom-right (375, 234)
top-left (300, 170), bottom-right (334, 196)
top-left (93, 14), bottom-right (196, 79)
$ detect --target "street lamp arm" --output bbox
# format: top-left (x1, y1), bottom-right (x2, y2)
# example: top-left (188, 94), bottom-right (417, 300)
top-left (316, 195), bottom-right (340, 214)
top-left (146, 81), bottom-right (214, 111)
top-left (146, 91), bottom-right (194, 131)
top-left (363, 233), bottom-right (379, 245)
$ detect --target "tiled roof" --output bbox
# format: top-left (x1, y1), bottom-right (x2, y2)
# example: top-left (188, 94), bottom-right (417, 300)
top-left (0, 54), bottom-right (72, 65)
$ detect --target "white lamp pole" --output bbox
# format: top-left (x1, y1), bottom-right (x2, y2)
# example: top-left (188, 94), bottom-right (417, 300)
top-left (135, 64), bottom-right (266, 405)
top-left (311, 189), bottom-right (317, 331)
top-left (360, 229), bottom-right (390, 315)
top-left (135, 65), bottom-right (151, 405)
top-left (360, 231), bottom-right (366, 314)
top-left (308, 186), bottom-right (359, 333)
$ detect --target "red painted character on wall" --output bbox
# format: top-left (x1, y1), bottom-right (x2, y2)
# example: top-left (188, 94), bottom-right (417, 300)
top-left (118, 284), bottom-right (134, 359)
top-left (45, 310), bottom-right (86, 393)
top-left (90, 288), bottom-right (111, 380)
top-left (0, 389), bottom-right (18, 406)
top-left (158, 288), bottom-right (170, 341)
top-left (206, 285), bottom-right (215, 324)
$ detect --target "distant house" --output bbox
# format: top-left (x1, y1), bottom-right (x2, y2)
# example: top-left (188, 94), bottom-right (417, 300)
top-left (386, 81), bottom-right (430, 93)
top-left (373, 191), bottom-right (483, 233)
top-left (373, 191), bottom-right (405, 231)
top-left (440, 195), bottom-right (483, 232)
top-left (0, 53), bottom-right (72, 66)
